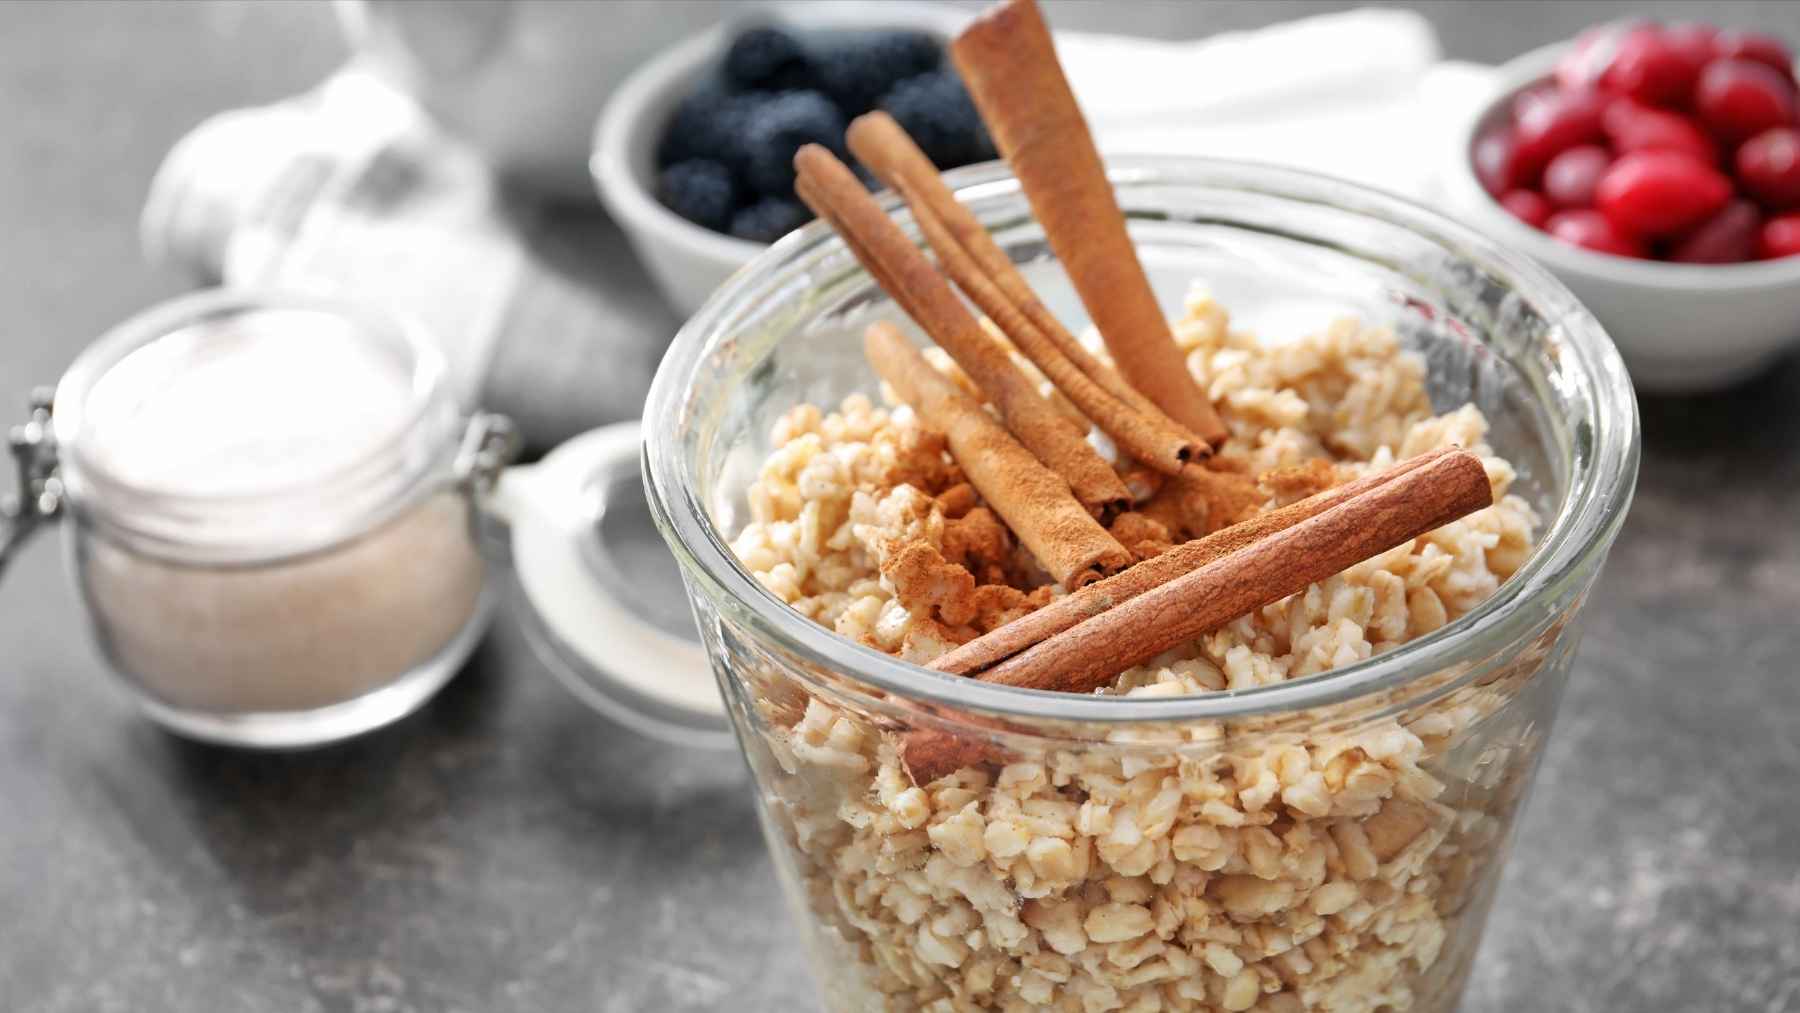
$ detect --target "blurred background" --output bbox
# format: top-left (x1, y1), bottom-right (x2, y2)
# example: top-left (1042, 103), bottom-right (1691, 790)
top-left (3, 3), bottom-right (1798, 1012)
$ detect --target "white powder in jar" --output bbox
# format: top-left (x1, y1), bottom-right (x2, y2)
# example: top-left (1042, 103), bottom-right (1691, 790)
top-left (81, 309), bottom-right (415, 495)
top-left (67, 304), bottom-right (487, 716)
top-left (79, 493), bottom-right (484, 714)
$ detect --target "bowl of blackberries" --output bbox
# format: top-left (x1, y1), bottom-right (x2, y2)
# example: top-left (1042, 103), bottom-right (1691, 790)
top-left (1445, 20), bottom-right (1800, 391)
top-left (595, 3), bottom-right (986, 314)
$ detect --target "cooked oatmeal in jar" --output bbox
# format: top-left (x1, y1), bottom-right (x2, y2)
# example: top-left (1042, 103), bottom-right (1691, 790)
top-left (728, 291), bottom-right (1552, 1012)
top-left (640, 3), bottom-right (1636, 1009)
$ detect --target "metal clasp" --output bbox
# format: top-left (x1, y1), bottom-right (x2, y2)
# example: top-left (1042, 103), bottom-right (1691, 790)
top-left (455, 411), bottom-right (521, 560)
top-left (455, 412), bottom-right (521, 494)
top-left (0, 388), bottom-right (63, 579)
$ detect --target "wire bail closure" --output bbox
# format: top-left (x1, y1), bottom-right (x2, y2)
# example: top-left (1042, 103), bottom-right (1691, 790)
top-left (454, 411), bottom-right (522, 557)
top-left (455, 411), bottom-right (521, 494)
top-left (0, 388), bottom-right (63, 578)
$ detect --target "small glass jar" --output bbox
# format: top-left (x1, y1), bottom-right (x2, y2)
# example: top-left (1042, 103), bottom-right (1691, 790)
top-left (643, 158), bottom-right (1640, 1010)
top-left (20, 290), bottom-right (496, 746)
top-left (2, 289), bottom-right (728, 751)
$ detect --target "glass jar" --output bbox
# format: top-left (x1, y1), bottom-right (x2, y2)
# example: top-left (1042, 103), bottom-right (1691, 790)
top-left (643, 158), bottom-right (1639, 1011)
top-left (1, 288), bottom-right (728, 751)
top-left (18, 290), bottom-right (495, 746)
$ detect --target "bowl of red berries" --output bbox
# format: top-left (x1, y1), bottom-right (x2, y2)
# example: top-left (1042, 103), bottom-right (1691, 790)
top-left (1447, 21), bottom-right (1800, 391)
top-left (594, 2), bottom-right (983, 315)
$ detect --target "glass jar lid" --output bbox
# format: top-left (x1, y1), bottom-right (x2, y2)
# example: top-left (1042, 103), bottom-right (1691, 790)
top-left (493, 420), bottom-right (729, 749)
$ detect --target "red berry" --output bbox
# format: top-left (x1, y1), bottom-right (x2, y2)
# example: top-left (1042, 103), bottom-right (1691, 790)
top-left (1669, 200), bottom-right (1763, 262)
top-left (1542, 145), bottom-right (1612, 208)
top-left (1473, 127), bottom-right (1527, 195)
top-left (1602, 25), bottom-right (1704, 105)
top-left (1500, 189), bottom-right (1554, 227)
top-left (1760, 213), bottom-right (1800, 257)
top-left (1557, 23), bottom-right (1634, 92)
top-left (1662, 23), bottom-right (1720, 68)
top-left (1695, 59), bottom-right (1797, 144)
top-left (1712, 30), bottom-right (1796, 81)
top-left (1513, 88), bottom-right (1607, 177)
top-left (1602, 98), bottom-right (1719, 162)
top-left (1546, 209), bottom-right (1647, 257)
top-left (1595, 150), bottom-right (1734, 236)
top-left (1736, 126), bottom-right (1800, 209)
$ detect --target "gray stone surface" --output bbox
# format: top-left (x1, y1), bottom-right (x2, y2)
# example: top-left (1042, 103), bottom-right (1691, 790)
top-left (1, 2), bottom-right (1797, 1011)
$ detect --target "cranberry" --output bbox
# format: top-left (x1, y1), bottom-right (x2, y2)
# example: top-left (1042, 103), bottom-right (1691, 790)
top-left (1695, 59), bottom-right (1797, 144)
top-left (1602, 98), bottom-right (1719, 163)
top-left (1736, 126), bottom-right (1800, 209)
top-left (1602, 25), bottom-right (1704, 105)
top-left (1595, 150), bottom-right (1733, 236)
top-left (1668, 200), bottom-right (1762, 262)
top-left (1557, 23), bottom-right (1634, 91)
top-left (1500, 189), bottom-right (1554, 227)
top-left (1712, 30), bottom-right (1796, 81)
top-left (1543, 145), bottom-right (1612, 207)
top-left (1546, 209), bottom-right (1647, 257)
top-left (1513, 88), bottom-right (1607, 177)
top-left (1760, 213), bottom-right (1800, 258)
top-left (1662, 23), bottom-right (1721, 69)
top-left (1473, 128), bottom-right (1527, 195)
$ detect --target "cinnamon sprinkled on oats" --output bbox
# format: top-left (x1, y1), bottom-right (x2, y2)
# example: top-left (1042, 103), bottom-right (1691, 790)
top-left (863, 321), bottom-right (1131, 590)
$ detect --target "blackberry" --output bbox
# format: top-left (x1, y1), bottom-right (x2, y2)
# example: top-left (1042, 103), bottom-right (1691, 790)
top-left (813, 30), bottom-right (942, 115)
top-left (881, 70), bottom-right (995, 169)
top-left (657, 159), bottom-right (738, 232)
top-left (724, 26), bottom-right (815, 92)
top-left (656, 80), bottom-right (752, 169)
top-left (730, 197), bottom-right (813, 243)
top-left (741, 90), bottom-right (846, 196)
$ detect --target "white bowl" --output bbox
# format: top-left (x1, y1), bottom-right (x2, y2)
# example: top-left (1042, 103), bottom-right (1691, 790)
top-left (1443, 43), bottom-right (1800, 392)
top-left (592, 1), bottom-right (972, 317)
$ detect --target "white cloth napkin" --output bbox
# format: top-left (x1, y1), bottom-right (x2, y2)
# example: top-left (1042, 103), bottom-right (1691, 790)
top-left (1058, 9), bottom-right (1501, 202)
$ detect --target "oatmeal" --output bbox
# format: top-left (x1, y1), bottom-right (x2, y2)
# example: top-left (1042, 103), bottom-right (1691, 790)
top-left (711, 3), bottom-right (1575, 1007)
top-left (728, 290), bottom-right (1547, 1012)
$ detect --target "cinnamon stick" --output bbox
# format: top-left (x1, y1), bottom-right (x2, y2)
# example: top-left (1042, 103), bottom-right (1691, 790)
top-left (864, 322), bottom-right (1131, 589)
top-left (795, 146), bottom-right (1131, 516)
top-left (952, 0), bottom-right (1228, 449)
top-left (848, 113), bottom-right (1155, 418)
top-left (979, 449), bottom-right (1492, 692)
top-left (900, 720), bottom-right (1012, 787)
top-left (846, 112), bottom-right (1204, 475)
top-left (929, 448), bottom-right (1460, 676)
top-left (901, 449), bottom-right (1492, 783)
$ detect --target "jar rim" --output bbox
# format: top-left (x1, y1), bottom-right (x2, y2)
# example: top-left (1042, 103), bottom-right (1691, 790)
top-left (55, 287), bottom-right (457, 562)
top-left (644, 156), bottom-right (1641, 724)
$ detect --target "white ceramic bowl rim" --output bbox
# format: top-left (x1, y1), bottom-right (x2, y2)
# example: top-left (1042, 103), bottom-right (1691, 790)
top-left (1453, 41), bottom-right (1800, 292)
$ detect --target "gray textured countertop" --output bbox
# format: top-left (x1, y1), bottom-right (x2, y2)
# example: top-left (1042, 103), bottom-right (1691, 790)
top-left (2, 3), bottom-right (1797, 1011)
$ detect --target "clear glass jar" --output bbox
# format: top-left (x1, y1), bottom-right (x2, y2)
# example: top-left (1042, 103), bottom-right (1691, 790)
top-left (48, 289), bottom-right (497, 747)
top-left (3, 288), bottom-right (729, 751)
top-left (644, 158), bottom-right (1639, 1011)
